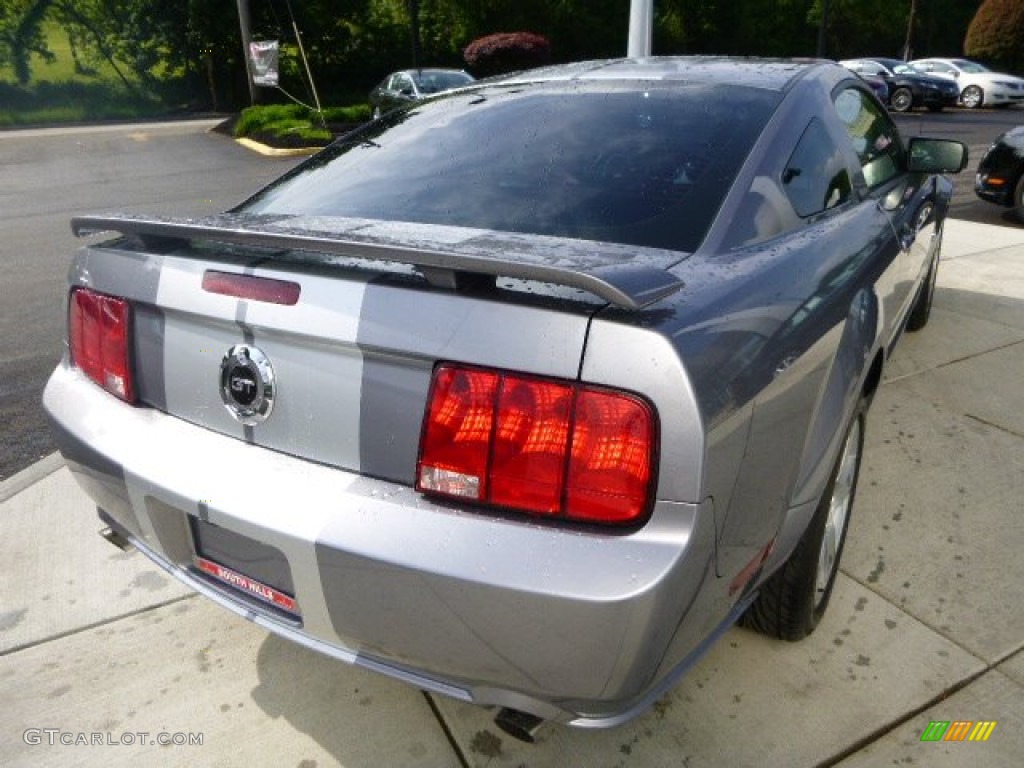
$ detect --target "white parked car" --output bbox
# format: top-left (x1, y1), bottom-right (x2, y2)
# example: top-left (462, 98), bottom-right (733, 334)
top-left (908, 57), bottom-right (1024, 109)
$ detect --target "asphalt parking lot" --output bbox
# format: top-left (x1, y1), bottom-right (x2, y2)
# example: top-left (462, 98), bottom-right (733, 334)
top-left (1, 218), bottom-right (1022, 767)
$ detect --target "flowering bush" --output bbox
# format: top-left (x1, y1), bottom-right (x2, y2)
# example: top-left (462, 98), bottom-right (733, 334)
top-left (463, 32), bottom-right (552, 78)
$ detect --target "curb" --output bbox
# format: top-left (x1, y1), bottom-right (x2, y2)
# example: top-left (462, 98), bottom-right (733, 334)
top-left (234, 137), bottom-right (321, 158)
top-left (0, 452), bottom-right (64, 504)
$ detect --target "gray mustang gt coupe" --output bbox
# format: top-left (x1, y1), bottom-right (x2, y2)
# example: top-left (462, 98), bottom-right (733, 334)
top-left (44, 57), bottom-right (966, 738)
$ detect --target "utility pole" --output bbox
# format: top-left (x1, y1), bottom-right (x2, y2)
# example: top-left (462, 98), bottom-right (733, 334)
top-left (408, 0), bottom-right (422, 70)
top-left (816, 0), bottom-right (831, 58)
top-left (902, 0), bottom-right (918, 60)
top-left (237, 0), bottom-right (257, 104)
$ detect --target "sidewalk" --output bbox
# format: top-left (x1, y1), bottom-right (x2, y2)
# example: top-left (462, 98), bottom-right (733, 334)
top-left (1, 219), bottom-right (1022, 767)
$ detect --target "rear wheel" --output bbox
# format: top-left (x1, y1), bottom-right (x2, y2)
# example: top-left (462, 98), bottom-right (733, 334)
top-left (741, 405), bottom-right (865, 641)
top-left (890, 87), bottom-right (913, 113)
top-left (907, 248), bottom-right (939, 331)
top-left (960, 85), bottom-right (983, 109)
top-left (1013, 174), bottom-right (1024, 225)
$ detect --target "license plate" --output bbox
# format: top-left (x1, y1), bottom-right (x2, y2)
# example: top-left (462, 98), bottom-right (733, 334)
top-left (195, 556), bottom-right (299, 615)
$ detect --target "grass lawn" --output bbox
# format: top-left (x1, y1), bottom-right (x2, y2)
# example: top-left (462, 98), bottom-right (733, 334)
top-left (0, 21), bottom-right (168, 126)
top-left (1, 22), bottom-right (369, 141)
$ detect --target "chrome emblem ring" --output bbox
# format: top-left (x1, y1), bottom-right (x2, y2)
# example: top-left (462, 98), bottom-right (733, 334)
top-left (220, 345), bottom-right (275, 425)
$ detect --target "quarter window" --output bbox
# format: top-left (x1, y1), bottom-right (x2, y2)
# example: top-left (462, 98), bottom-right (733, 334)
top-left (394, 74), bottom-right (414, 94)
top-left (782, 119), bottom-right (851, 217)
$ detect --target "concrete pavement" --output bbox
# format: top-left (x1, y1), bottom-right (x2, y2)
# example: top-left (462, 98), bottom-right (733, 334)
top-left (1, 218), bottom-right (1022, 767)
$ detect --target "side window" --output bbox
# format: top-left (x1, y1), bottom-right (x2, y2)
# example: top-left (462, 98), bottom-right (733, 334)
top-left (781, 119), bottom-right (852, 217)
top-left (834, 87), bottom-right (904, 189)
top-left (396, 74), bottom-right (414, 95)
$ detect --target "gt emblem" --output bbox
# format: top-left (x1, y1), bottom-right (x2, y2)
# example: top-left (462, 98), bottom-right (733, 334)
top-left (220, 345), bottom-right (275, 425)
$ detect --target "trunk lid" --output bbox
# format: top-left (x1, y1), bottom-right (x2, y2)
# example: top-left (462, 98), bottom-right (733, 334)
top-left (71, 214), bottom-right (683, 485)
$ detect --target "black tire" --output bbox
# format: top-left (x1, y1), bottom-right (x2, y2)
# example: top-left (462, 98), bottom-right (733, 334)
top-left (907, 248), bottom-right (939, 331)
top-left (1013, 174), bottom-right (1024, 226)
top-left (741, 404), bottom-right (865, 641)
top-left (890, 87), bottom-right (914, 113)
top-left (960, 85), bottom-right (983, 109)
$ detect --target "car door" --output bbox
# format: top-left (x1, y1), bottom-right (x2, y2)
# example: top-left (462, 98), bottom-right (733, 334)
top-left (915, 60), bottom-right (957, 86)
top-left (832, 85), bottom-right (935, 338)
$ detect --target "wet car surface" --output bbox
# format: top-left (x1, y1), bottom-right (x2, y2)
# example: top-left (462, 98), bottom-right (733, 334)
top-left (44, 57), bottom-right (967, 735)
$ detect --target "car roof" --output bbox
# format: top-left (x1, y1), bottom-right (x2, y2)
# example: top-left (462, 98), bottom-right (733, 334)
top-left (399, 68), bottom-right (470, 76)
top-left (494, 56), bottom-right (831, 93)
top-left (840, 58), bottom-right (890, 69)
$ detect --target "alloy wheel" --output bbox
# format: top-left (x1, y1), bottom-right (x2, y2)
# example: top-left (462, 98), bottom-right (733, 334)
top-left (815, 417), bottom-right (861, 602)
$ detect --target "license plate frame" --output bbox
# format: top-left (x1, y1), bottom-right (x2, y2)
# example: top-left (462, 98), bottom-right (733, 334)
top-left (191, 518), bottom-right (299, 617)
top-left (194, 556), bottom-right (299, 615)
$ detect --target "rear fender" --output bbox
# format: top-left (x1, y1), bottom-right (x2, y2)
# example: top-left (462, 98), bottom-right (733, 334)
top-left (768, 286), bottom-right (879, 568)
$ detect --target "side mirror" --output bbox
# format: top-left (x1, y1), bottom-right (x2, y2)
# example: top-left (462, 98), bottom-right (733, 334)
top-left (907, 138), bottom-right (969, 174)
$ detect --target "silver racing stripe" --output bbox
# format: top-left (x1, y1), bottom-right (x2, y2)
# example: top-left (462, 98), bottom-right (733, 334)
top-left (234, 261), bottom-right (265, 443)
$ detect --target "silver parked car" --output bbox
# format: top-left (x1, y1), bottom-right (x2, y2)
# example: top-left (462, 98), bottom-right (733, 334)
top-left (368, 67), bottom-right (474, 118)
top-left (44, 57), bottom-right (966, 739)
top-left (908, 57), bottom-right (1024, 109)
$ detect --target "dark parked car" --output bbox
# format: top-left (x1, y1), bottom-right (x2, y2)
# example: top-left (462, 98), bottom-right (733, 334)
top-left (368, 67), bottom-right (474, 118)
top-left (975, 126), bottom-right (1024, 223)
top-left (857, 72), bottom-right (889, 104)
top-left (840, 58), bottom-right (959, 112)
top-left (45, 57), bottom-right (966, 739)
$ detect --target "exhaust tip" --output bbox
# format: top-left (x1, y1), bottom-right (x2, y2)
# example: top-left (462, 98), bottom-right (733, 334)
top-left (99, 526), bottom-right (133, 552)
top-left (494, 708), bottom-right (545, 743)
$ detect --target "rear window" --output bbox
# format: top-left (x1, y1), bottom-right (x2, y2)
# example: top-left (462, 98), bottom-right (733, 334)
top-left (240, 81), bottom-right (779, 253)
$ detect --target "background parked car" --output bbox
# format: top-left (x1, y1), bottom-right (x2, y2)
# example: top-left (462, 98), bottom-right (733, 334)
top-left (855, 72), bottom-right (889, 104)
top-left (908, 57), bottom-right (1024, 109)
top-left (369, 68), bottom-right (475, 118)
top-left (975, 126), bottom-right (1024, 223)
top-left (839, 58), bottom-right (959, 112)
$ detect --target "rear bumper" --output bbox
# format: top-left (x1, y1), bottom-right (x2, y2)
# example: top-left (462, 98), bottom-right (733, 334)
top-left (44, 363), bottom-right (718, 724)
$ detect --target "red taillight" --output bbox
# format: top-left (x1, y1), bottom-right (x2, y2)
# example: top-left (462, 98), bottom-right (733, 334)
top-left (69, 287), bottom-right (134, 403)
top-left (417, 366), bottom-right (498, 500)
top-left (565, 389), bottom-right (656, 523)
top-left (417, 364), bottom-right (656, 525)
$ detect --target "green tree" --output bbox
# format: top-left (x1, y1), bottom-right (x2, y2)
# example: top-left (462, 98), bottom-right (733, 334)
top-left (965, 0), bottom-right (1024, 72)
top-left (47, 1), bottom-right (257, 107)
top-left (0, 0), bottom-right (55, 84)
top-left (2, 0), bottom-right (995, 110)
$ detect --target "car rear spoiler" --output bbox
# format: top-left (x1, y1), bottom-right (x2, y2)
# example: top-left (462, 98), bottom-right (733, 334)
top-left (71, 213), bottom-right (684, 310)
